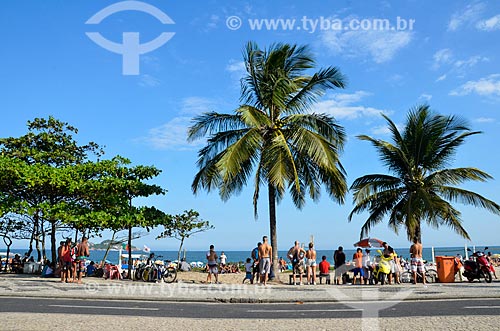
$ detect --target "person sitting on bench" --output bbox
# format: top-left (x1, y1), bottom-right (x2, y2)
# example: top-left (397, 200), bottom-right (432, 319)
top-left (319, 255), bottom-right (331, 284)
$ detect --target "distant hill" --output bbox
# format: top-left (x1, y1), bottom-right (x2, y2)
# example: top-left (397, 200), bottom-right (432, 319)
top-left (89, 239), bottom-right (139, 251)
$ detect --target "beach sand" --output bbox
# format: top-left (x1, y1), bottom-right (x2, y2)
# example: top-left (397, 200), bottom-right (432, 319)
top-left (176, 270), bottom-right (289, 285)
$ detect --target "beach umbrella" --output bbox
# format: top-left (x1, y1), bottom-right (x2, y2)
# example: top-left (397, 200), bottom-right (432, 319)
top-left (353, 237), bottom-right (384, 248)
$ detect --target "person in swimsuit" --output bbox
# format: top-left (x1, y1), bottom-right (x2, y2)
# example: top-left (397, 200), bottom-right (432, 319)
top-left (258, 236), bottom-right (272, 285)
top-left (206, 244), bottom-right (219, 284)
top-left (305, 242), bottom-right (317, 285)
top-left (288, 241), bottom-right (306, 285)
top-left (410, 238), bottom-right (426, 284)
top-left (76, 237), bottom-right (90, 284)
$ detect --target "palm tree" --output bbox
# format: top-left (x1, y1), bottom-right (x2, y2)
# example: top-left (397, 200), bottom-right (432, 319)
top-left (349, 105), bottom-right (500, 242)
top-left (188, 42), bottom-right (348, 271)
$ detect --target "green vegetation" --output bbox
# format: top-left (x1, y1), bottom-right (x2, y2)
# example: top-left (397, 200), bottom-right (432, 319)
top-left (157, 209), bottom-right (214, 268)
top-left (188, 42), bottom-right (348, 271)
top-left (349, 105), bottom-right (500, 242)
top-left (0, 117), bottom-right (203, 271)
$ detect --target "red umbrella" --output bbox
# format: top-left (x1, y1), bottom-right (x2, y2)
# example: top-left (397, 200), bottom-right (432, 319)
top-left (353, 238), bottom-right (384, 248)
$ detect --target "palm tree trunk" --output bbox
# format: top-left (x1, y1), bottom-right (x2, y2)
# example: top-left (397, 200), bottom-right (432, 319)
top-left (414, 223), bottom-right (422, 243)
top-left (268, 183), bottom-right (278, 274)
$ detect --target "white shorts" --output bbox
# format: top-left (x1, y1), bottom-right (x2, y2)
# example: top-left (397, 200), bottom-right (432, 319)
top-left (306, 259), bottom-right (317, 267)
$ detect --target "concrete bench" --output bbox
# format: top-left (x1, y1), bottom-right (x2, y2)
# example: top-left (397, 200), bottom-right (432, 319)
top-left (289, 273), bottom-right (307, 284)
top-left (319, 273), bottom-right (331, 284)
top-left (289, 273), bottom-right (331, 284)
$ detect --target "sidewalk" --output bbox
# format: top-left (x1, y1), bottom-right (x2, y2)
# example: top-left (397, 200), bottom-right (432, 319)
top-left (2, 273), bottom-right (500, 303)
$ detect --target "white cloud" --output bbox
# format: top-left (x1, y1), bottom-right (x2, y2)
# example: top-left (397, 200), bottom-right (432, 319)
top-left (419, 94), bottom-right (432, 101)
top-left (432, 49), bottom-right (454, 68)
top-left (226, 59), bottom-right (246, 76)
top-left (180, 97), bottom-right (218, 115)
top-left (432, 49), bottom-right (488, 80)
top-left (142, 117), bottom-right (201, 151)
top-left (207, 14), bottom-right (220, 29)
top-left (453, 55), bottom-right (489, 70)
top-left (450, 74), bottom-right (500, 97)
top-left (448, 2), bottom-right (486, 31)
top-left (138, 74), bottom-right (161, 87)
top-left (474, 117), bottom-right (496, 123)
top-left (140, 97), bottom-right (221, 150)
top-left (476, 14), bottom-right (500, 31)
top-left (388, 74), bottom-right (403, 83)
top-left (321, 24), bottom-right (413, 63)
top-left (370, 123), bottom-right (403, 136)
top-left (313, 91), bottom-right (389, 120)
top-left (436, 74), bottom-right (447, 82)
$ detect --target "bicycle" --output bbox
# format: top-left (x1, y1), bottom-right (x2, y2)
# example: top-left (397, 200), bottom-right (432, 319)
top-left (141, 256), bottom-right (177, 283)
top-left (400, 264), bottom-right (438, 283)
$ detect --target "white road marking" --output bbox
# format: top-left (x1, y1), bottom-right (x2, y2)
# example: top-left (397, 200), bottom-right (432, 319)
top-left (49, 305), bottom-right (159, 311)
top-left (247, 308), bottom-right (362, 313)
top-left (464, 306), bottom-right (500, 309)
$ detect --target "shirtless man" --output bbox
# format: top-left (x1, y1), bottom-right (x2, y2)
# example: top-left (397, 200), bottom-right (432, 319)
top-left (76, 237), bottom-right (90, 284)
top-left (410, 238), bottom-right (426, 285)
top-left (258, 236), bottom-right (272, 285)
top-left (288, 241), bottom-right (306, 285)
top-left (206, 245), bottom-right (219, 284)
top-left (305, 242), bottom-right (317, 285)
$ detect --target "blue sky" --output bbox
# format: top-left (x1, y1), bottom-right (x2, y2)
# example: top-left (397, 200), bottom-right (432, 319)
top-left (1, 0), bottom-right (500, 251)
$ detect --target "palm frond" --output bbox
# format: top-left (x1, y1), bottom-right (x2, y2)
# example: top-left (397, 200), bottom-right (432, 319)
top-left (286, 67), bottom-right (346, 114)
top-left (188, 112), bottom-right (245, 142)
top-left (437, 186), bottom-right (500, 215)
top-left (426, 167), bottom-right (492, 186)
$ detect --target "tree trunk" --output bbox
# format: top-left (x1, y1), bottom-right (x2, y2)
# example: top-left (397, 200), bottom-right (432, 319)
top-left (32, 212), bottom-right (41, 261)
top-left (41, 221), bottom-right (47, 262)
top-left (177, 238), bottom-right (185, 270)
top-left (50, 221), bottom-right (57, 265)
top-left (414, 222), bottom-right (422, 243)
top-left (128, 225), bottom-right (132, 279)
top-left (74, 229), bottom-right (78, 244)
top-left (268, 183), bottom-right (278, 275)
top-left (27, 221), bottom-right (35, 258)
top-left (35, 234), bottom-right (41, 262)
top-left (2, 236), bottom-right (12, 272)
top-left (101, 231), bottom-right (116, 268)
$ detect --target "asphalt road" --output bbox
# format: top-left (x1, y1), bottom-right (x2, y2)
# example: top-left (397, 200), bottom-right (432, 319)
top-left (2, 297), bottom-right (500, 319)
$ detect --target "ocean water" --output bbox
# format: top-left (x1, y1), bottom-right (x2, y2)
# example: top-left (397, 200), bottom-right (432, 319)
top-left (7, 246), bottom-right (499, 265)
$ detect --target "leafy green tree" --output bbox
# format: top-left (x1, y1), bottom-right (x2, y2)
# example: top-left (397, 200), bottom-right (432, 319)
top-left (66, 157), bottom-right (166, 278)
top-left (349, 105), bottom-right (500, 242)
top-left (0, 117), bottom-right (103, 263)
top-left (157, 210), bottom-right (213, 267)
top-left (188, 42), bottom-right (347, 271)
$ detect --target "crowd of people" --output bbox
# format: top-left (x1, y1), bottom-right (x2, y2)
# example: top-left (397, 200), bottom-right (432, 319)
top-left (203, 236), bottom-right (437, 286)
top-left (4, 236), bottom-right (93, 283)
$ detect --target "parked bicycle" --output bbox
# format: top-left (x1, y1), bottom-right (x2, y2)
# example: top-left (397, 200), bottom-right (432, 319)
top-left (400, 263), bottom-right (438, 283)
top-left (134, 254), bottom-right (177, 283)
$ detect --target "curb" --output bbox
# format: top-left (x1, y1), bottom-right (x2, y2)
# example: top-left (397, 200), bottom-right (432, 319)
top-left (1, 292), bottom-right (500, 304)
